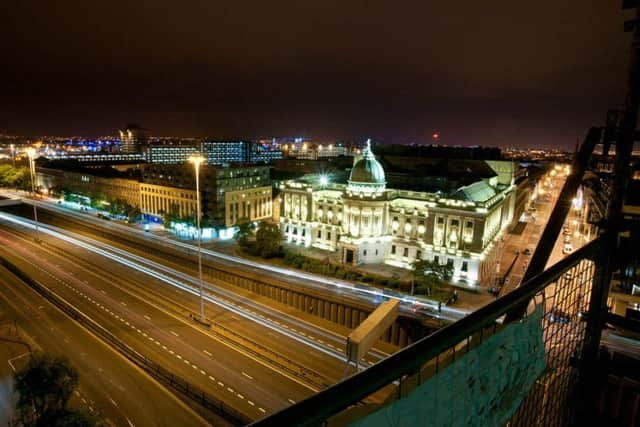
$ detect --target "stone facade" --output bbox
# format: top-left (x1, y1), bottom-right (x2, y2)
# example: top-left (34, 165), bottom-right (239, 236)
top-left (279, 142), bottom-right (515, 287)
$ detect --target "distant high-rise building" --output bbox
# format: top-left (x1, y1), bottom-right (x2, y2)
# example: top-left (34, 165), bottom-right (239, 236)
top-left (119, 124), bottom-right (146, 154)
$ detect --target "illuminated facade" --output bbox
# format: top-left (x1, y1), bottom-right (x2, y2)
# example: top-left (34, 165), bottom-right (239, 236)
top-left (36, 168), bottom-right (140, 208)
top-left (139, 183), bottom-right (197, 219)
top-left (202, 140), bottom-right (283, 165)
top-left (224, 186), bottom-right (273, 226)
top-left (279, 142), bottom-right (516, 286)
top-left (142, 164), bottom-right (272, 225)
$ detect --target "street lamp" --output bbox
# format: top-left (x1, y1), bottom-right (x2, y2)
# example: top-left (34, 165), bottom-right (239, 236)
top-left (26, 148), bottom-right (40, 242)
top-left (188, 155), bottom-right (206, 322)
top-left (10, 144), bottom-right (15, 168)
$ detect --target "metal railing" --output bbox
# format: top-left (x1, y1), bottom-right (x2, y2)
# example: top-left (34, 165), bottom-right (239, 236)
top-left (250, 237), bottom-right (603, 426)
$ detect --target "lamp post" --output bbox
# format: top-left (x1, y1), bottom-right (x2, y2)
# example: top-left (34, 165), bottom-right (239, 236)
top-left (26, 148), bottom-right (40, 242)
top-left (10, 144), bottom-right (15, 168)
top-left (188, 155), bottom-right (206, 322)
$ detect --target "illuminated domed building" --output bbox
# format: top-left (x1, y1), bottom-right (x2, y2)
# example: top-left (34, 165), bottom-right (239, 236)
top-left (279, 140), bottom-right (516, 287)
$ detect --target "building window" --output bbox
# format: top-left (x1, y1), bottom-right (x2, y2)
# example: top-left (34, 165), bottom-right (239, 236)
top-left (417, 250), bottom-right (422, 259)
top-left (363, 250), bottom-right (367, 256)
top-left (317, 230), bottom-right (321, 238)
top-left (462, 261), bottom-right (468, 272)
top-left (403, 247), bottom-right (409, 257)
top-left (434, 255), bottom-right (439, 264)
top-left (302, 229), bottom-right (306, 237)
top-left (327, 232), bottom-right (331, 240)
top-left (391, 245), bottom-right (396, 255)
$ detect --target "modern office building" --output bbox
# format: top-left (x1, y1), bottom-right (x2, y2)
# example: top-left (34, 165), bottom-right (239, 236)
top-left (143, 141), bottom-right (200, 164)
top-left (202, 140), bottom-right (282, 165)
top-left (119, 124), bottom-right (146, 154)
top-left (142, 163), bottom-right (272, 226)
top-left (285, 143), bottom-right (349, 160)
top-left (278, 142), bottom-right (516, 287)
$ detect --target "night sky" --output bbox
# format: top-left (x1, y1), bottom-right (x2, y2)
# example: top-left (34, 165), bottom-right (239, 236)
top-left (0, 1), bottom-right (632, 148)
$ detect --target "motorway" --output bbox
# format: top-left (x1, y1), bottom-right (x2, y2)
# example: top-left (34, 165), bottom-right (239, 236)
top-left (0, 206), bottom-right (376, 368)
top-left (5, 192), bottom-right (467, 323)
top-left (0, 265), bottom-right (212, 427)
top-left (0, 219), bottom-right (337, 422)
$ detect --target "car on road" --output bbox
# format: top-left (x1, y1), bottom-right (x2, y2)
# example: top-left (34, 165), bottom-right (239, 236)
top-left (563, 243), bottom-right (573, 254)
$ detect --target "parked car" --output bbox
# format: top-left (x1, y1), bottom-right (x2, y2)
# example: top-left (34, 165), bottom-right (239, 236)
top-left (563, 243), bottom-right (573, 254)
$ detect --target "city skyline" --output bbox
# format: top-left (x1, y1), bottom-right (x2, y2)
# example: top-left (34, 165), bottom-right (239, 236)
top-left (0, 1), bottom-right (628, 149)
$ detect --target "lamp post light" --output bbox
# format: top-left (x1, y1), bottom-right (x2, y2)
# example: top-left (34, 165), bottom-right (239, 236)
top-left (188, 155), bottom-right (206, 322)
top-left (26, 148), bottom-right (40, 243)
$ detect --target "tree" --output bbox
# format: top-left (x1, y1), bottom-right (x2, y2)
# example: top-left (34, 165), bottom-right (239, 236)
top-left (160, 203), bottom-right (181, 229)
top-left (14, 353), bottom-right (79, 425)
top-left (234, 217), bottom-right (255, 248)
top-left (412, 259), bottom-right (453, 296)
top-left (254, 221), bottom-right (282, 258)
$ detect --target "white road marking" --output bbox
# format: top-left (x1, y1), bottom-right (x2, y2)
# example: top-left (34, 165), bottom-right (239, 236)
top-left (237, 393), bottom-right (244, 399)
top-left (120, 301), bottom-right (127, 306)
top-left (209, 375), bottom-right (216, 381)
top-left (248, 400), bottom-right (255, 406)
top-left (242, 372), bottom-right (253, 380)
top-left (143, 315), bottom-right (151, 320)
top-left (259, 407), bottom-right (266, 413)
top-left (170, 330), bottom-right (179, 337)
top-left (288, 398), bottom-right (296, 404)
top-left (203, 349), bottom-right (213, 357)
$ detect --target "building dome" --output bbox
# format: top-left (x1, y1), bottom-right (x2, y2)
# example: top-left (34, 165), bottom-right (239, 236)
top-left (348, 140), bottom-right (386, 194)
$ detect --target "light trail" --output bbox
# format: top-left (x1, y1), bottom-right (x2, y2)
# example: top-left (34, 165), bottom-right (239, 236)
top-left (23, 197), bottom-right (469, 322)
top-left (0, 212), bottom-right (357, 363)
